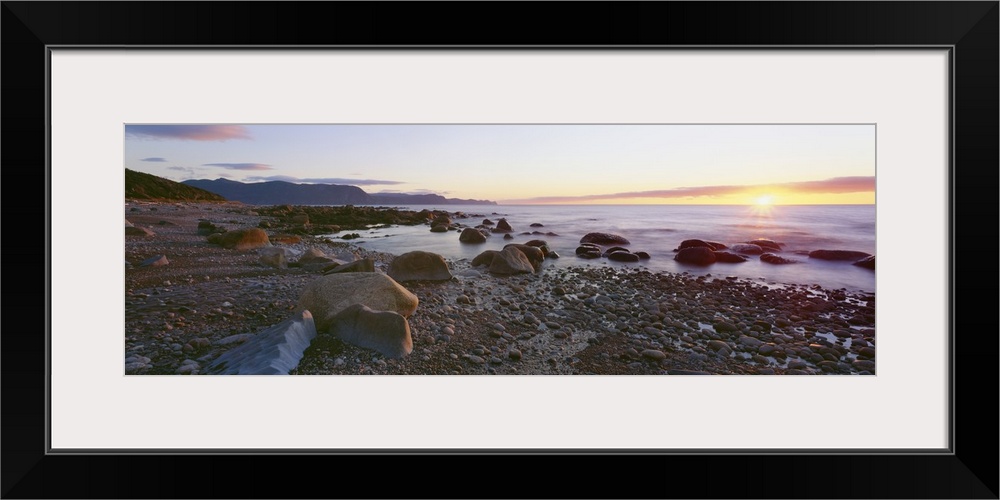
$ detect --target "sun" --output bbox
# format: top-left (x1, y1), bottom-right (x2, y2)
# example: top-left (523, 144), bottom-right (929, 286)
top-left (755, 195), bottom-right (774, 206)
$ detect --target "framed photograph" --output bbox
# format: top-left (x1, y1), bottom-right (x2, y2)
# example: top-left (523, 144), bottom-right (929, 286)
top-left (6, 2), bottom-right (997, 498)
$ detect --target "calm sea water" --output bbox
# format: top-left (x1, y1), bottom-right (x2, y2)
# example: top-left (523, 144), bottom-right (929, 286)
top-left (333, 204), bottom-right (876, 293)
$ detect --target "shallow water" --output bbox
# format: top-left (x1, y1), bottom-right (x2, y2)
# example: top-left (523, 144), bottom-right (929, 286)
top-left (328, 204), bottom-right (876, 293)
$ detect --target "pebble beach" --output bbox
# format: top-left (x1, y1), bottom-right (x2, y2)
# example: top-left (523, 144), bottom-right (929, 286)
top-left (124, 201), bottom-right (877, 376)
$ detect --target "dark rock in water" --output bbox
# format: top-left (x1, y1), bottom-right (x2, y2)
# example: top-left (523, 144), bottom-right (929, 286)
top-left (576, 244), bottom-right (601, 255)
top-left (580, 232), bottom-right (630, 245)
top-left (432, 215), bottom-right (452, 226)
top-left (745, 239), bottom-right (782, 251)
top-left (674, 247), bottom-right (717, 266)
top-left (323, 258), bottom-right (376, 274)
top-left (492, 218), bottom-right (513, 233)
top-left (139, 254), bottom-right (169, 267)
top-left (329, 304), bottom-right (412, 359)
top-left (459, 227), bottom-right (487, 243)
top-left (760, 253), bottom-right (798, 265)
top-left (388, 251), bottom-right (453, 281)
top-left (577, 251), bottom-right (601, 259)
top-left (809, 249), bottom-right (872, 261)
top-left (482, 219), bottom-right (494, 226)
top-left (340, 233), bottom-right (361, 240)
top-left (603, 246), bottom-right (630, 256)
top-left (503, 234), bottom-right (514, 240)
top-left (548, 251), bottom-right (560, 259)
top-left (677, 239), bottom-right (716, 250)
top-left (430, 224), bottom-right (449, 233)
top-left (203, 310), bottom-right (317, 375)
top-left (472, 250), bottom-right (500, 267)
top-left (530, 223), bottom-right (544, 227)
top-left (706, 241), bottom-right (728, 250)
top-left (634, 251), bottom-right (651, 260)
top-left (489, 246), bottom-right (535, 275)
top-left (853, 255), bottom-right (876, 269)
top-left (713, 251), bottom-right (747, 263)
top-left (730, 244), bottom-right (764, 255)
top-left (608, 251), bottom-right (640, 262)
top-left (524, 239), bottom-right (551, 257)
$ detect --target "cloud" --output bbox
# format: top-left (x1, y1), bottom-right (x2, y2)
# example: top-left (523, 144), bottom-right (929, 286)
top-left (502, 176), bottom-right (876, 204)
top-left (243, 175), bottom-right (405, 186)
top-left (167, 166), bottom-right (198, 177)
top-left (125, 125), bottom-right (251, 141)
top-left (140, 157), bottom-right (167, 162)
top-left (202, 163), bottom-right (273, 171)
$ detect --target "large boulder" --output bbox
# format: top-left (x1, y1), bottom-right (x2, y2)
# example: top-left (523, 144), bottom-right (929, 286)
top-left (202, 310), bottom-right (317, 375)
top-left (387, 251), bottom-right (453, 282)
top-left (580, 232), bottom-right (630, 245)
top-left (760, 253), bottom-right (798, 265)
top-left (472, 250), bottom-right (500, 267)
top-left (296, 273), bottom-right (419, 331)
top-left (259, 247), bottom-right (291, 269)
top-left (713, 251), bottom-right (747, 263)
top-left (217, 228), bottom-right (271, 250)
top-left (674, 247), bottom-right (717, 266)
top-left (853, 255), bottom-right (876, 270)
top-left (730, 243), bottom-right (764, 255)
top-left (298, 247), bottom-right (331, 264)
top-left (322, 258), bottom-right (376, 274)
top-left (809, 250), bottom-right (873, 261)
top-left (503, 244), bottom-right (544, 271)
top-left (677, 239), bottom-right (716, 251)
top-left (608, 251), bottom-right (640, 262)
top-left (429, 224), bottom-right (449, 233)
top-left (459, 227), bottom-right (487, 243)
top-left (488, 246), bottom-right (535, 275)
top-left (492, 218), bottom-right (514, 233)
top-left (329, 304), bottom-right (412, 359)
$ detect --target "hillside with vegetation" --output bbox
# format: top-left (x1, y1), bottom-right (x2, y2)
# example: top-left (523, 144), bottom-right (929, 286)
top-left (125, 169), bottom-right (228, 201)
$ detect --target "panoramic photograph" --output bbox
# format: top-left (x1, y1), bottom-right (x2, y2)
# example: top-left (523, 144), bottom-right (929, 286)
top-left (123, 124), bottom-right (876, 376)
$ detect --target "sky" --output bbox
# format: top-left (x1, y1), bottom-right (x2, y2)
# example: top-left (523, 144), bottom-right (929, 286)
top-left (124, 124), bottom-right (875, 205)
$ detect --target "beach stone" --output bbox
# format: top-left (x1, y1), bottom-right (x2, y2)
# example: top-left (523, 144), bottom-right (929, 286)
top-left (730, 244), bottom-right (764, 255)
top-left (503, 234), bottom-right (514, 240)
top-left (634, 251), bottom-right (650, 259)
top-left (858, 346), bottom-right (877, 358)
top-left (482, 219), bottom-right (494, 226)
top-left (760, 253), bottom-right (798, 265)
top-left (298, 247), bottom-right (331, 264)
top-left (787, 359), bottom-right (808, 369)
top-left (297, 273), bottom-right (419, 331)
top-left (508, 349), bottom-right (522, 361)
top-left (745, 239), bottom-right (782, 251)
top-left (580, 232), bottom-right (630, 245)
top-left (852, 359), bottom-right (876, 372)
top-left (459, 227), bottom-right (487, 243)
top-left (258, 247), bottom-right (289, 269)
top-left (503, 244), bottom-right (544, 271)
top-left (674, 247), bottom-right (717, 266)
top-left (641, 349), bottom-right (666, 361)
top-left (758, 344), bottom-right (778, 355)
top-left (667, 369), bottom-right (713, 375)
top-left (853, 255), bottom-right (876, 269)
top-left (217, 228), bottom-right (271, 250)
top-left (739, 336), bottom-right (763, 348)
top-left (808, 249), bottom-right (872, 261)
top-left (472, 250), bottom-right (500, 267)
top-left (492, 218), bottom-right (513, 233)
top-left (677, 239), bottom-right (716, 250)
top-left (388, 251), bottom-right (453, 282)
top-left (139, 255), bottom-right (169, 267)
top-left (577, 251), bottom-right (601, 259)
top-left (488, 246), bottom-right (535, 275)
top-left (329, 304), bottom-right (412, 359)
top-left (203, 310), bottom-right (317, 375)
top-left (430, 224), bottom-right (449, 233)
top-left (607, 251), bottom-right (639, 262)
top-left (322, 258), bottom-right (375, 274)
top-left (126, 226), bottom-right (155, 236)
top-left (713, 251), bottom-right (748, 263)
top-left (707, 340), bottom-right (730, 352)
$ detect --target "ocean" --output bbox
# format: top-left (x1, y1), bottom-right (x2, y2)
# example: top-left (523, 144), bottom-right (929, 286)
top-left (333, 204), bottom-right (876, 293)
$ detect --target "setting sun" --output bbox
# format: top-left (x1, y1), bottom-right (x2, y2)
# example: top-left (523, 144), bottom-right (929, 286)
top-left (755, 195), bottom-right (774, 206)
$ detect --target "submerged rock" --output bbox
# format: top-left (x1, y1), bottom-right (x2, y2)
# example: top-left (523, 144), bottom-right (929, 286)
top-left (809, 249), bottom-right (872, 261)
top-left (580, 232), bottom-right (630, 245)
top-left (674, 247), bottom-right (717, 266)
top-left (853, 255), bottom-right (876, 269)
top-left (730, 244), bottom-right (764, 255)
top-left (760, 253), bottom-right (798, 265)
top-left (713, 251), bottom-right (747, 263)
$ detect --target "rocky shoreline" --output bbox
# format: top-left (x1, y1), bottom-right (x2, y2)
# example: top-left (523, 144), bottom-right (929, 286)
top-left (124, 201), bottom-right (876, 376)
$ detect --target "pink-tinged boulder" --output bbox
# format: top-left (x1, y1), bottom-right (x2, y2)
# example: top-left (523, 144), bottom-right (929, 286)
top-left (730, 243), bottom-right (764, 255)
top-left (580, 232), bottom-right (630, 245)
top-left (329, 304), bottom-right (412, 359)
top-left (488, 246), bottom-right (535, 275)
top-left (809, 249), bottom-right (873, 261)
top-left (388, 251), bottom-right (453, 282)
top-left (218, 228), bottom-right (271, 250)
top-left (713, 251), bottom-right (747, 263)
top-left (853, 255), bottom-right (876, 270)
top-left (674, 247), bottom-right (717, 266)
top-left (503, 244), bottom-right (544, 271)
top-left (491, 218), bottom-right (514, 233)
top-left (472, 250), bottom-right (500, 267)
top-left (459, 227), bottom-right (488, 243)
top-left (760, 253), bottom-right (798, 265)
top-left (296, 273), bottom-right (419, 331)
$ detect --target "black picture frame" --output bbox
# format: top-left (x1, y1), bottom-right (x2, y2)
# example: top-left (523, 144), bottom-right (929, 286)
top-left (3, 2), bottom-right (997, 498)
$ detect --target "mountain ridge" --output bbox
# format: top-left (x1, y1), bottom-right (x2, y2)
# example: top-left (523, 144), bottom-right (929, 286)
top-left (181, 178), bottom-right (497, 206)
